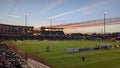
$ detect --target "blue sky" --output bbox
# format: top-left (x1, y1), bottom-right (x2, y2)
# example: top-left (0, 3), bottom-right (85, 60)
top-left (0, 0), bottom-right (120, 33)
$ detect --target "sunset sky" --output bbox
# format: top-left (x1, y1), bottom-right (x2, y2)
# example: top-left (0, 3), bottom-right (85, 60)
top-left (0, 0), bottom-right (120, 33)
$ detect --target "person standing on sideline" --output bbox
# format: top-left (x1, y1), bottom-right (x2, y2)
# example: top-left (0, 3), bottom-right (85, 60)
top-left (81, 53), bottom-right (85, 62)
top-left (46, 46), bottom-right (49, 52)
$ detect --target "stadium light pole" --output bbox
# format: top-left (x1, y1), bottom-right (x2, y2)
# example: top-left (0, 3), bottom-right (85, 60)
top-left (24, 13), bottom-right (28, 26)
top-left (104, 12), bottom-right (107, 34)
top-left (24, 13), bottom-right (29, 35)
top-left (49, 17), bottom-right (52, 27)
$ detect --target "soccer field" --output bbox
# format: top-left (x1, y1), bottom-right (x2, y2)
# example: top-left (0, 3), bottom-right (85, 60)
top-left (12, 40), bottom-right (120, 68)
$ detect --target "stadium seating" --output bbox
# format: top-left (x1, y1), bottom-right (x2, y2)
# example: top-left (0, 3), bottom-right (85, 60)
top-left (0, 43), bottom-right (23, 68)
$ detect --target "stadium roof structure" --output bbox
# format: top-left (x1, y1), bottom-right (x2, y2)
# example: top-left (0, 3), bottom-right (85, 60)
top-left (0, 23), bottom-right (33, 28)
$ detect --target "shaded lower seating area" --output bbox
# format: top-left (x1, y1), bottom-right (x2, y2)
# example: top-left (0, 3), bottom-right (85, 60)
top-left (41, 31), bottom-right (65, 36)
top-left (0, 43), bottom-right (24, 68)
top-left (41, 31), bottom-right (65, 40)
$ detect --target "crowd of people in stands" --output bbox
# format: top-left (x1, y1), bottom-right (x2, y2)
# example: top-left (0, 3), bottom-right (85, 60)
top-left (0, 43), bottom-right (23, 68)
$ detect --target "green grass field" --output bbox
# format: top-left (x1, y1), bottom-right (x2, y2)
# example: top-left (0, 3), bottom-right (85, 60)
top-left (12, 40), bottom-right (120, 68)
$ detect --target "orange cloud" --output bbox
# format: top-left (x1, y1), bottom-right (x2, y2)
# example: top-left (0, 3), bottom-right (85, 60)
top-left (52, 18), bottom-right (120, 29)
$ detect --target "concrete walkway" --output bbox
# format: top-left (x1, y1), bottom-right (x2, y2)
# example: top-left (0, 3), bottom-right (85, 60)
top-left (22, 64), bottom-right (31, 68)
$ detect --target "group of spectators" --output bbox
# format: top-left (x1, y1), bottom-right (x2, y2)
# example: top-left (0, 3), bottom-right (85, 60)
top-left (0, 43), bottom-right (23, 68)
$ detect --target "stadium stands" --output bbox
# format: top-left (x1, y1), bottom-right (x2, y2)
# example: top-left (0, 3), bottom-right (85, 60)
top-left (0, 24), bottom-right (33, 41)
top-left (0, 23), bottom-right (120, 41)
top-left (40, 27), bottom-right (65, 40)
top-left (0, 43), bottom-right (23, 68)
